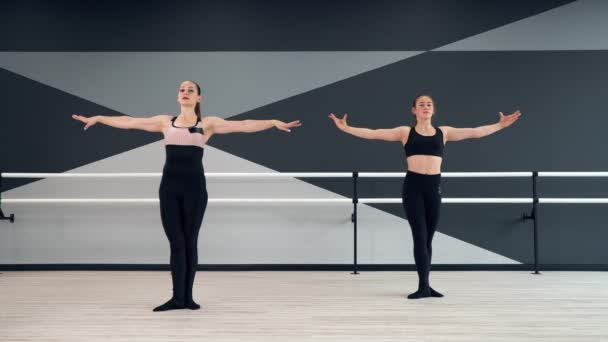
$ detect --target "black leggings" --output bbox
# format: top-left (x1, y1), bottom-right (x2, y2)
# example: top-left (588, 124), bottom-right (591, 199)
top-left (159, 174), bottom-right (208, 305)
top-left (402, 171), bottom-right (441, 288)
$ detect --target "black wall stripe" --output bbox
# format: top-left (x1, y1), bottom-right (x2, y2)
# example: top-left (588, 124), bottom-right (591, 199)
top-left (0, 0), bottom-right (574, 51)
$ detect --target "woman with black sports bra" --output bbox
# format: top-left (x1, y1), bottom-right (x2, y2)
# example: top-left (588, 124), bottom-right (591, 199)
top-left (72, 80), bottom-right (301, 311)
top-left (329, 95), bottom-right (521, 299)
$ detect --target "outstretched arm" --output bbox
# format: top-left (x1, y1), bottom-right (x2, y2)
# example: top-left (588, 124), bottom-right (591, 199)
top-left (71, 114), bottom-right (171, 133)
top-left (328, 113), bottom-right (407, 142)
top-left (443, 110), bottom-right (522, 142)
top-left (205, 116), bottom-right (302, 134)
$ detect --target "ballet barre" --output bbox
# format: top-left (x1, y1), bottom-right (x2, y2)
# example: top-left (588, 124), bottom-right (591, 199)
top-left (2, 171), bottom-right (608, 274)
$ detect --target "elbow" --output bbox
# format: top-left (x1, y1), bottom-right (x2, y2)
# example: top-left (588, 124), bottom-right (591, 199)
top-left (243, 120), bottom-right (256, 133)
top-left (368, 129), bottom-right (379, 140)
top-left (124, 117), bottom-right (136, 130)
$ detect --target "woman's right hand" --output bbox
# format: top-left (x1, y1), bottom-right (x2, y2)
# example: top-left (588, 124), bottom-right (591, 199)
top-left (328, 113), bottom-right (349, 131)
top-left (72, 114), bottom-right (98, 130)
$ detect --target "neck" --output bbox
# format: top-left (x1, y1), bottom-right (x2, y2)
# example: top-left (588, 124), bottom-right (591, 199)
top-left (416, 118), bottom-right (433, 129)
top-left (179, 107), bottom-right (198, 120)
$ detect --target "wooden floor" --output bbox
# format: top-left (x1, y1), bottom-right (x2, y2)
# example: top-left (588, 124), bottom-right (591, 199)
top-left (1, 271), bottom-right (607, 342)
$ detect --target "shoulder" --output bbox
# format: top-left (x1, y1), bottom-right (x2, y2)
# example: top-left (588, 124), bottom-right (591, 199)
top-left (148, 114), bottom-right (173, 131)
top-left (151, 114), bottom-right (174, 123)
top-left (398, 126), bottom-right (411, 133)
top-left (201, 116), bottom-right (223, 132)
top-left (438, 126), bottom-right (451, 134)
top-left (400, 126), bottom-right (412, 136)
top-left (202, 116), bottom-right (222, 126)
top-left (437, 126), bottom-right (451, 144)
top-left (152, 114), bottom-right (173, 119)
top-left (202, 116), bottom-right (221, 122)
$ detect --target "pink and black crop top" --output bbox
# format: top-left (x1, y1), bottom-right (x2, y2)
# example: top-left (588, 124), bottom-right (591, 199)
top-left (163, 116), bottom-right (206, 149)
top-left (162, 116), bottom-right (206, 176)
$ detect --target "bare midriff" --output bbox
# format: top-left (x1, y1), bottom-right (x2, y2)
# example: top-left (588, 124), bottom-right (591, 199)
top-left (406, 155), bottom-right (442, 175)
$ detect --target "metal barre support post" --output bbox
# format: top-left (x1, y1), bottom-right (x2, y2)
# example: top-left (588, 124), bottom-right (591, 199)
top-left (523, 171), bottom-right (541, 275)
top-left (351, 172), bottom-right (359, 275)
top-left (0, 172), bottom-right (15, 223)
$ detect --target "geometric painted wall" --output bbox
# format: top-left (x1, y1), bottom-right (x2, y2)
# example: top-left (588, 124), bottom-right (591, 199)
top-left (2, 0), bottom-right (607, 268)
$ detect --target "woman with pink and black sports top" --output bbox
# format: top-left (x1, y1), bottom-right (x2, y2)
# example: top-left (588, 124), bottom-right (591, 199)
top-left (72, 80), bottom-right (301, 312)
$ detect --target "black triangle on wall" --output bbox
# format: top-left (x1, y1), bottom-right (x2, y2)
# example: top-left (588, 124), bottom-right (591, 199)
top-left (0, 68), bottom-right (162, 192)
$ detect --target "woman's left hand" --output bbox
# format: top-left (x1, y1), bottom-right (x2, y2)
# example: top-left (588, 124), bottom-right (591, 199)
top-left (498, 110), bottom-right (522, 128)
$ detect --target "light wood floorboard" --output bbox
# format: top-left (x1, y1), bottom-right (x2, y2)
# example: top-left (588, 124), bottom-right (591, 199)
top-left (1, 271), bottom-right (607, 342)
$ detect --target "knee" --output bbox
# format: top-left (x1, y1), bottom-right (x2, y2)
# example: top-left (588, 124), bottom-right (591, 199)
top-left (412, 235), bottom-right (427, 247)
top-left (413, 241), bottom-right (428, 254)
top-left (185, 242), bottom-right (198, 254)
top-left (169, 242), bottom-right (186, 254)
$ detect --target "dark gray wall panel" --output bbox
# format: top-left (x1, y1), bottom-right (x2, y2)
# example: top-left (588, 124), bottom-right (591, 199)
top-left (0, 68), bottom-right (160, 191)
top-left (210, 50), bottom-right (608, 264)
top-left (0, 0), bottom-right (574, 51)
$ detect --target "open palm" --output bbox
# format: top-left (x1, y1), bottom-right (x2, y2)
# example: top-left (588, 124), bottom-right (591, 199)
top-left (72, 114), bottom-right (98, 130)
top-left (328, 113), bottom-right (349, 131)
top-left (274, 120), bottom-right (302, 132)
top-left (498, 110), bottom-right (522, 128)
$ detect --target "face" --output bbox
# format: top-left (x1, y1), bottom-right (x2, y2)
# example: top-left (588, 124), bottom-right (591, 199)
top-left (177, 81), bottom-right (201, 107)
top-left (411, 96), bottom-right (434, 120)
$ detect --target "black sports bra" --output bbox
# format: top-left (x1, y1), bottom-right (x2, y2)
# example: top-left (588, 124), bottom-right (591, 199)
top-left (404, 126), bottom-right (444, 158)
